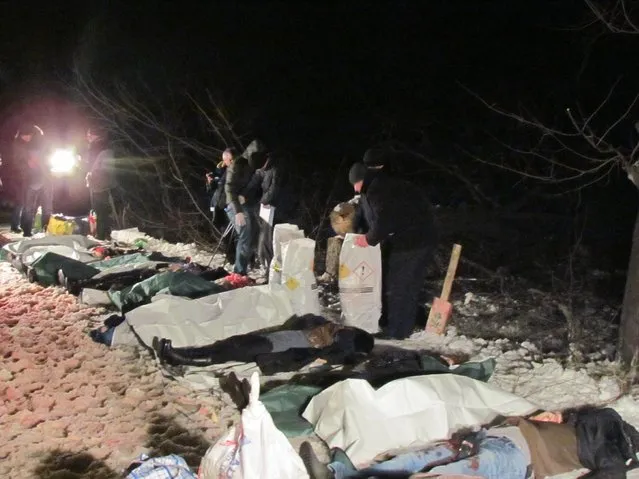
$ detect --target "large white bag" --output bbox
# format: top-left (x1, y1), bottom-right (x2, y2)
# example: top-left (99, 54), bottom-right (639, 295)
top-left (198, 372), bottom-right (309, 479)
top-left (268, 224), bottom-right (305, 285)
top-left (280, 237), bottom-right (321, 316)
top-left (338, 233), bottom-right (382, 333)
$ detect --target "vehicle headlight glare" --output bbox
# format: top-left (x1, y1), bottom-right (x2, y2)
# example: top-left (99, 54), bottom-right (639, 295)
top-left (49, 149), bottom-right (77, 174)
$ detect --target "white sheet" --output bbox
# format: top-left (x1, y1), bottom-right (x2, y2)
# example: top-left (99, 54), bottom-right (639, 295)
top-left (124, 284), bottom-right (295, 348)
top-left (3, 234), bottom-right (99, 265)
top-left (302, 374), bottom-right (539, 467)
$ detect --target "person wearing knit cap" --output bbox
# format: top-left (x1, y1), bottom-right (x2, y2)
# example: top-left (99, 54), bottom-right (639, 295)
top-left (348, 157), bottom-right (438, 340)
top-left (348, 162), bottom-right (367, 186)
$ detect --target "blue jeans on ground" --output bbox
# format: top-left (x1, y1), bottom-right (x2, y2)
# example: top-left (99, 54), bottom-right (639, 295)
top-left (329, 433), bottom-right (528, 479)
top-left (226, 204), bottom-right (256, 275)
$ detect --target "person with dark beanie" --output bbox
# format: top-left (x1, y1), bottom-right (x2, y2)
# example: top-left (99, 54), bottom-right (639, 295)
top-left (348, 159), bottom-right (437, 339)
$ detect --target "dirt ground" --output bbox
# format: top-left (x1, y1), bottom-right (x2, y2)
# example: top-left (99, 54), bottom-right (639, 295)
top-left (0, 262), bottom-right (238, 478)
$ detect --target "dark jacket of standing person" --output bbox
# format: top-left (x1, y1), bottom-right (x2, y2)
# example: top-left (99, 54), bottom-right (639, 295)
top-left (247, 151), bottom-right (296, 221)
top-left (208, 164), bottom-right (228, 211)
top-left (358, 168), bottom-right (438, 251)
top-left (15, 129), bottom-right (48, 189)
top-left (85, 136), bottom-right (113, 192)
top-left (225, 140), bottom-right (266, 212)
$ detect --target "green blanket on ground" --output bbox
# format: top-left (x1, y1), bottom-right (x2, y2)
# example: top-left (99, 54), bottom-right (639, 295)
top-left (108, 270), bottom-right (224, 311)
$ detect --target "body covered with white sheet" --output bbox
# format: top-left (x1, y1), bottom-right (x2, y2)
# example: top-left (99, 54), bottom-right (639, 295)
top-left (123, 284), bottom-right (294, 348)
top-left (302, 373), bottom-right (538, 467)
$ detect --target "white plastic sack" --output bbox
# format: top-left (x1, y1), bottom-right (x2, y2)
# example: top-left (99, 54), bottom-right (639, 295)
top-left (302, 374), bottom-right (539, 467)
top-left (338, 233), bottom-right (382, 333)
top-left (199, 372), bottom-right (309, 479)
top-left (280, 237), bottom-right (321, 316)
top-left (268, 224), bottom-right (304, 285)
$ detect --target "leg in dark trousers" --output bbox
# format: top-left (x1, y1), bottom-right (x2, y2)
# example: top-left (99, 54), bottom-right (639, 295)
top-left (258, 217), bottom-right (274, 271)
top-left (379, 242), bottom-right (392, 329)
top-left (21, 186), bottom-right (41, 236)
top-left (10, 204), bottom-right (23, 232)
top-left (40, 182), bottom-right (53, 232)
top-left (90, 189), bottom-right (112, 240)
top-left (384, 247), bottom-right (433, 339)
top-left (162, 334), bottom-right (272, 366)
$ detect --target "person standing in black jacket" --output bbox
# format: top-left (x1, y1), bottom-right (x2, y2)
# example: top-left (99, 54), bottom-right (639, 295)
top-left (7, 124), bottom-right (44, 233)
top-left (247, 150), bottom-right (297, 272)
top-left (225, 140), bottom-right (264, 275)
top-left (207, 147), bottom-right (234, 227)
top-left (15, 123), bottom-right (51, 237)
top-left (84, 127), bottom-right (114, 240)
top-left (348, 157), bottom-right (438, 339)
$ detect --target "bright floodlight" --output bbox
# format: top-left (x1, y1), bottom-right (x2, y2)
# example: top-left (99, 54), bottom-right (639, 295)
top-left (49, 148), bottom-right (77, 174)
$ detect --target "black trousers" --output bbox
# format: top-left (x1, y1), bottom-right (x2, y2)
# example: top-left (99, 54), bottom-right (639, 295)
top-left (22, 183), bottom-right (53, 235)
top-left (90, 189), bottom-right (112, 240)
top-left (384, 246), bottom-right (433, 339)
top-left (258, 217), bottom-right (274, 270)
top-left (165, 334), bottom-right (273, 366)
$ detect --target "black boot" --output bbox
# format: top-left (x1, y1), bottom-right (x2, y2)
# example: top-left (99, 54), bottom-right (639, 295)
top-left (160, 340), bottom-right (219, 367)
top-left (299, 442), bottom-right (334, 479)
top-left (152, 337), bottom-right (172, 363)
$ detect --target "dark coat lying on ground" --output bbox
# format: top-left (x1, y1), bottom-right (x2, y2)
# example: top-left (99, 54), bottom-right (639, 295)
top-left (564, 406), bottom-right (639, 478)
top-left (153, 314), bottom-right (375, 375)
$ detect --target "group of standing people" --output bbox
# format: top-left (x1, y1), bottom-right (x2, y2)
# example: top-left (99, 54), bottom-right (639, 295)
top-left (206, 140), bottom-right (296, 277)
top-left (208, 142), bottom-right (439, 341)
top-left (2, 121), bottom-right (114, 240)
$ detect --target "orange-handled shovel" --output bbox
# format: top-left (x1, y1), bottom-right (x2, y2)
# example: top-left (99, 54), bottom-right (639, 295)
top-left (425, 243), bottom-right (462, 335)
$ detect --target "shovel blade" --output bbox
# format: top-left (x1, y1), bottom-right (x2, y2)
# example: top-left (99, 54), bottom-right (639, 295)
top-left (426, 297), bottom-right (452, 335)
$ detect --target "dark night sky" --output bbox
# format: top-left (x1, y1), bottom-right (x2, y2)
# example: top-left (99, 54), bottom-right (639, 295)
top-left (0, 1), bottom-right (638, 260)
top-left (1, 0), bottom-right (626, 149)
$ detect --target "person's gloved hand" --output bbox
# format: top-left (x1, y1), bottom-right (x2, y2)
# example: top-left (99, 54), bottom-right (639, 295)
top-left (235, 212), bottom-right (246, 226)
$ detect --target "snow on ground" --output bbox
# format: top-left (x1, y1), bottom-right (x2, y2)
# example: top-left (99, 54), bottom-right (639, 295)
top-left (2, 226), bottom-right (639, 478)
top-left (0, 257), bottom-right (233, 478)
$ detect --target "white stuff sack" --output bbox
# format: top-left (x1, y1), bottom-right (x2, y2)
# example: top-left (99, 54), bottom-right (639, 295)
top-left (338, 233), bottom-right (382, 333)
top-left (268, 223), bottom-right (304, 285)
top-left (198, 372), bottom-right (309, 479)
top-left (280, 237), bottom-right (321, 315)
